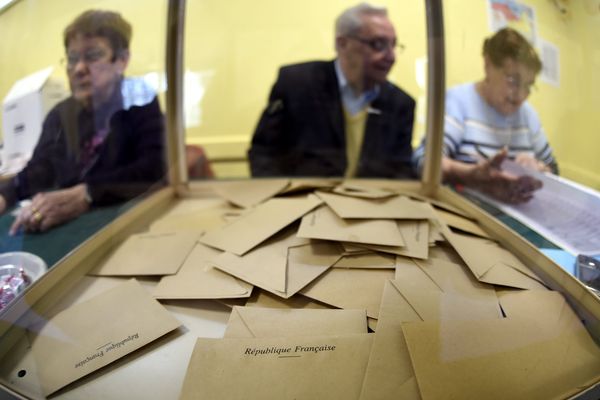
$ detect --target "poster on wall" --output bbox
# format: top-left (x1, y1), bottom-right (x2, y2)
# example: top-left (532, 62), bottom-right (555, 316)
top-left (487, 0), bottom-right (537, 45)
top-left (538, 38), bottom-right (560, 87)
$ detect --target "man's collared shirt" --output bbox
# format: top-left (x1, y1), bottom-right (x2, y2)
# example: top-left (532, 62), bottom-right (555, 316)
top-left (334, 59), bottom-right (380, 115)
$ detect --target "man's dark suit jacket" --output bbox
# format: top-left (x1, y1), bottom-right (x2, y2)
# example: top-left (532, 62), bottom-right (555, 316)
top-left (0, 89), bottom-right (166, 208)
top-left (248, 60), bottom-right (416, 178)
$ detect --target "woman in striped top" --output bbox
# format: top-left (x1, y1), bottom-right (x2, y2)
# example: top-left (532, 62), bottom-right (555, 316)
top-left (413, 27), bottom-right (558, 204)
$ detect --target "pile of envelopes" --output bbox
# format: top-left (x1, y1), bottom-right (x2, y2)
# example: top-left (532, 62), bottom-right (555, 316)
top-left (34, 179), bottom-right (600, 398)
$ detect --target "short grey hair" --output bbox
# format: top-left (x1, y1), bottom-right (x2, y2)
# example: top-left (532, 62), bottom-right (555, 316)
top-left (335, 2), bottom-right (388, 37)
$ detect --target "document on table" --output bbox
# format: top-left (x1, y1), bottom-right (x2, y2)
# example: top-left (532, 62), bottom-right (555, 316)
top-left (466, 159), bottom-right (600, 255)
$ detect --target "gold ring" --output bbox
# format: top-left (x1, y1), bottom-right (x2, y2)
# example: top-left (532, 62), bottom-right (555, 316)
top-left (33, 211), bottom-right (43, 222)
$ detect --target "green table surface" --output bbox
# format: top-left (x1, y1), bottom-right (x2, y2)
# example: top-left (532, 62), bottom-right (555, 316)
top-left (0, 200), bottom-right (137, 268)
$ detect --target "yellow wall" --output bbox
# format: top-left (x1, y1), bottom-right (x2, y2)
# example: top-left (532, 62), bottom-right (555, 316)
top-left (0, 0), bottom-right (166, 128)
top-left (443, 0), bottom-right (600, 188)
top-left (1, 0), bottom-right (600, 188)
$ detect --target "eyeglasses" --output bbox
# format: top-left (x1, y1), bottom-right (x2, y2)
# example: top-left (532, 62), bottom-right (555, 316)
top-left (348, 36), bottom-right (405, 53)
top-left (504, 74), bottom-right (536, 94)
top-left (61, 48), bottom-right (109, 69)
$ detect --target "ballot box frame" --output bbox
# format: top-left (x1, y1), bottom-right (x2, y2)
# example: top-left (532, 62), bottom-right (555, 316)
top-left (1, 182), bottom-right (600, 399)
top-left (2, 0), bottom-right (600, 398)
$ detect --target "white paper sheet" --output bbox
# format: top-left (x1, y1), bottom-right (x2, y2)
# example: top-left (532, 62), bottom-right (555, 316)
top-left (466, 160), bottom-right (600, 256)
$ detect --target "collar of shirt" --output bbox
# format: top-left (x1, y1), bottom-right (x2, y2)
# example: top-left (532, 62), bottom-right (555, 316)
top-left (334, 59), bottom-right (380, 116)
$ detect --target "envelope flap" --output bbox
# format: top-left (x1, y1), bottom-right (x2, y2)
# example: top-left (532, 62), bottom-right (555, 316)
top-left (300, 268), bottom-right (394, 318)
top-left (297, 205), bottom-right (405, 246)
top-left (224, 307), bottom-right (368, 338)
top-left (153, 243), bottom-right (252, 299)
top-left (497, 290), bottom-right (581, 331)
top-left (281, 242), bottom-right (342, 298)
top-left (316, 191), bottom-right (433, 220)
top-left (200, 194), bottom-right (322, 255)
top-left (31, 280), bottom-right (181, 395)
top-left (224, 306), bottom-right (256, 337)
top-left (394, 257), bottom-right (441, 292)
top-left (481, 262), bottom-right (548, 290)
top-left (358, 220), bottom-right (428, 259)
top-left (333, 183), bottom-right (396, 199)
top-left (212, 179), bottom-right (290, 208)
top-left (209, 227), bottom-right (306, 293)
top-left (435, 208), bottom-right (490, 238)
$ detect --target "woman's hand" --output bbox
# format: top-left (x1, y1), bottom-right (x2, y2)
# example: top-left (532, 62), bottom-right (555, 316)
top-left (9, 184), bottom-right (90, 235)
top-left (466, 149), bottom-right (543, 204)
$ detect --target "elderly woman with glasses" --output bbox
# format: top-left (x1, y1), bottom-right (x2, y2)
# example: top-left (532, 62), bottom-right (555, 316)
top-left (413, 27), bottom-right (558, 204)
top-left (0, 9), bottom-right (165, 234)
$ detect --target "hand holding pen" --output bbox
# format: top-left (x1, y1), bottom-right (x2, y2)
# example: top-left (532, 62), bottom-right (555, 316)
top-left (470, 147), bottom-right (542, 204)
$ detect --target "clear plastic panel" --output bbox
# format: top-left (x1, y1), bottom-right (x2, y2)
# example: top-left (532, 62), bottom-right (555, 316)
top-left (183, 0), bottom-right (426, 179)
top-left (0, 1), bottom-right (168, 274)
top-left (1, 1), bottom-right (600, 399)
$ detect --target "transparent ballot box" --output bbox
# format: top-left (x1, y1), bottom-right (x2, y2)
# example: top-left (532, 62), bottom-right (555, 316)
top-left (1, 1), bottom-right (600, 399)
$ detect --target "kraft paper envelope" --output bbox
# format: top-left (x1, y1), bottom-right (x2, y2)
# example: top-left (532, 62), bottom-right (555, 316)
top-left (497, 289), bottom-right (583, 331)
top-left (398, 256), bottom-right (501, 312)
top-left (89, 232), bottom-right (199, 276)
top-left (333, 183), bottom-right (396, 199)
top-left (359, 220), bottom-right (429, 260)
top-left (442, 229), bottom-right (547, 290)
top-left (341, 242), bottom-right (372, 254)
top-left (212, 179), bottom-right (290, 208)
top-left (150, 203), bottom-right (236, 233)
top-left (389, 280), bottom-right (502, 322)
top-left (315, 190), bottom-right (434, 220)
top-left (278, 178), bottom-right (338, 195)
top-left (210, 228), bottom-right (339, 298)
top-left (359, 276), bottom-right (502, 400)
top-left (392, 189), bottom-right (470, 218)
top-left (200, 194), bottom-right (322, 255)
top-left (179, 334), bottom-right (373, 400)
top-left (210, 227), bottom-right (307, 293)
top-left (153, 243), bottom-right (252, 300)
top-left (428, 221), bottom-right (444, 244)
top-left (245, 289), bottom-right (333, 310)
top-left (279, 241), bottom-right (343, 298)
top-left (359, 281), bottom-right (424, 400)
top-left (428, 243), bottom-right (465, 265)
top-left (435, 208), bottom-right (491, 239)
top-left (224, 306), bottom-right (367, 338)
top-left (402, 315), bottom-right (600, 400)
top-left (30, 280), bottom-right (181, 396)
top-left (300, 267), bottom-right (395, 318)
top-left (298, 205), bottom-right (405, 246)
top-left (333, 252), bottom-right (396, 269)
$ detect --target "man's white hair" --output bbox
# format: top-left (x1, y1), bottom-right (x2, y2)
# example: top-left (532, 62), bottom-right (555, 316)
top-left (335, 2), bottom-right (388, 37)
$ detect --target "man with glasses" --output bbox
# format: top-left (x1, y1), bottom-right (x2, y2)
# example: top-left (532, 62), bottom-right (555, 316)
top-left (248, 2), bottom-right (415, 178)
top-left (413, 27), bottom-right (558, 204)
top-left (0, 10), bottom-right (165, 233)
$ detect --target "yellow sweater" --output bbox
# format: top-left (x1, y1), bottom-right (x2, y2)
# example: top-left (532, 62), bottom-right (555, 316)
top-left (343, 108), bottom-right (368, 178)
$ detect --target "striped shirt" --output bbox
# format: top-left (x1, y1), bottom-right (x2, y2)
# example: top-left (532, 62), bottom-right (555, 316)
top-left (413, 82), bottom-right (558, 174)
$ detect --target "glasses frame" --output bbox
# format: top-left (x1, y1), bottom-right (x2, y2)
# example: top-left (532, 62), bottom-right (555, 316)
top-left (504, 73), bottom-right (537, 95)
top-left (61, 48), bottom-right (112, 70)
top-left (348, 35), bottom-right (405, 53)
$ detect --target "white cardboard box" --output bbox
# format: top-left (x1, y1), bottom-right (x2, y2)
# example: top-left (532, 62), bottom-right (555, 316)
top-left (1, 66), bottom-right (68, 173)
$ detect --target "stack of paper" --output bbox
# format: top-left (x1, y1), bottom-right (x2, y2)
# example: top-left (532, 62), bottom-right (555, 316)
top-left (58, 179), bottom-right (600, 398)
